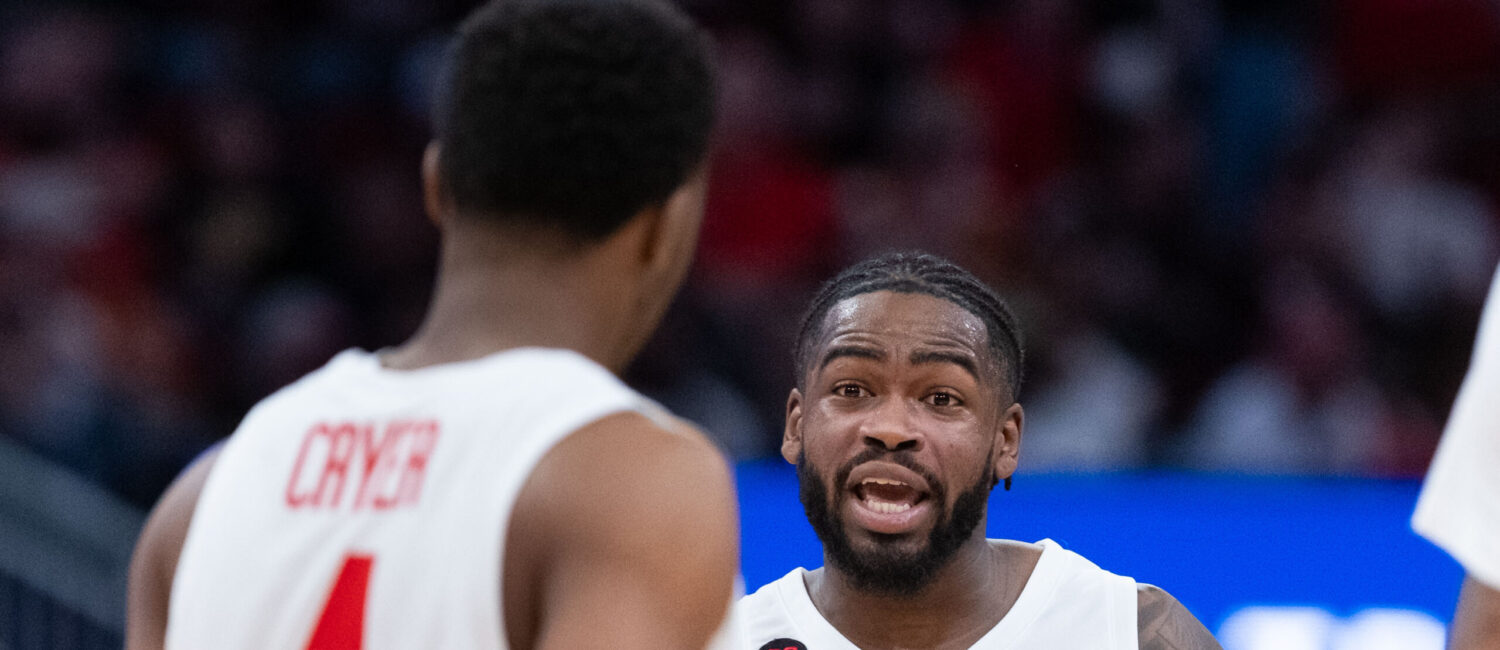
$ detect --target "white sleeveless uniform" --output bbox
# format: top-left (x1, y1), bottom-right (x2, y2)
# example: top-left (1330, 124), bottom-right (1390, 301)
top-left (168, 347), bottom-right (738, 650)
top-left (1414, 263), bottom-right (1500, 589)
top-left (736, 539), bottom-right (1137, 649)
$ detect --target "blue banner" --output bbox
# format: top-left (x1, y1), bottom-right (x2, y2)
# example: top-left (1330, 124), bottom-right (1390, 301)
top-left (736, 459), bottom-right (1463, 649)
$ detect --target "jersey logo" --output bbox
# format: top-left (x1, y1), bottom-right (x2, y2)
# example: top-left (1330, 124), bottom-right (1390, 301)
top-left (286, 419), bottom-right (441, 510)
top-left (759, 639), bottom-right (808, 650)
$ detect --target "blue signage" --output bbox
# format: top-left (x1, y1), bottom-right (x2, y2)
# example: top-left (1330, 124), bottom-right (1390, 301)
top-left (735, 459), bottom-right (1463, 649)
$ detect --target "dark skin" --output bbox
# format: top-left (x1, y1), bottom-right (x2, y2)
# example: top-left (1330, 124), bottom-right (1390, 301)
top-left (1451, 576), bottom-right (1500, 650)
top-left (783, 291), bottom-right (1220, 650)
top-left (126, 144), bottom-right (739, 650)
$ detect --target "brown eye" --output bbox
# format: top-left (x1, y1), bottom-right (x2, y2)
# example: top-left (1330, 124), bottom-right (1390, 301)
top-left (927, 392), bottom-right (960, 407)
top-left (835, 384), bottom-right (866, 398)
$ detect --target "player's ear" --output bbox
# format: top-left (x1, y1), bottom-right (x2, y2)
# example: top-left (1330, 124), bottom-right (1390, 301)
top-left (421, 142), bottom-right (448, 228)
top-left (991, 402), bottom-right (1023, 486)
top-left (637, 165), bottom-right (708, 274)
top-left (782, 388), bottom-right (804, 465)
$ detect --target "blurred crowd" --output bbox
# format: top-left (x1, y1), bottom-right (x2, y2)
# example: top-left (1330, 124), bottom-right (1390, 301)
top-left (2, 0), bottom-right (1498, 508)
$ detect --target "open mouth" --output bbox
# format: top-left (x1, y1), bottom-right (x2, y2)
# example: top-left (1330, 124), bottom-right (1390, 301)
top-left (855, 477), bottom-right (925, 513)
top-left (843, 462), bottom-right (935, 534)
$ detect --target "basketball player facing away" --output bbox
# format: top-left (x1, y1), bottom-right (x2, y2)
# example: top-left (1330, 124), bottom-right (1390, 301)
top-left (126, 1), bottom-right (738, 648)
top-left (1414, 262), bottom-right (1500, 650)
top-left (738, 252), bottom-right (1220, 650)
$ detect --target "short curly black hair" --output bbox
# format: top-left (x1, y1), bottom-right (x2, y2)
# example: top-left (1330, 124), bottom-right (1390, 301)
top-left (434, 0), bottom-right (717, 241)
top-left (793, 251), bottom-right (1026, 400)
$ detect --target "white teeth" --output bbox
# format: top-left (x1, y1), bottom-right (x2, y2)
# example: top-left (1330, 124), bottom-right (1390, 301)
top-left (857, 477), bottom-right (916, 515)
top-left (864, 499), bottom-right (912, 514)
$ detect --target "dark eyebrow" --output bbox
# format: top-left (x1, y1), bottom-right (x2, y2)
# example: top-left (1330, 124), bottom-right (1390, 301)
top-left (819, 345), bottom-right (885, 371)
top-left (909, 349), bottom-right (980, 381)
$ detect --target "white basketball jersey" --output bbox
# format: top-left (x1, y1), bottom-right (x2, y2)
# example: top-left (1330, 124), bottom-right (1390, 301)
top-left (1414, 263), bottom-right (1500, 589)
top-left (168, 347), bottom-right (736, 650)
top-left (736, 539), bottom-right (1138, 649)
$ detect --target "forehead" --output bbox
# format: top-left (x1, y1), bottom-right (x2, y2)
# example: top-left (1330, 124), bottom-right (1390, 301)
top-left (815, 291), bottom-right (990, 357)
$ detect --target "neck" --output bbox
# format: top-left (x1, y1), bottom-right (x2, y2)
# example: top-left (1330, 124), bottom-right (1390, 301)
top-left (382, 226), bottom-right (642, 374)
top-left (808, 535), bottom-right (1039, 650)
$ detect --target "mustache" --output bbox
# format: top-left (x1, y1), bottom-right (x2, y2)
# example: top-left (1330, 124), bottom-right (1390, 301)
top-left (832, 447), bottom-right (945, 500)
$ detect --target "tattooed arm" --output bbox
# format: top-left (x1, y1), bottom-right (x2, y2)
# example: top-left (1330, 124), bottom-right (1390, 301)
top-left (1136, 584), bottom-right (1221, 650)
top-left (1450, 576), bottom-right (1500, 650)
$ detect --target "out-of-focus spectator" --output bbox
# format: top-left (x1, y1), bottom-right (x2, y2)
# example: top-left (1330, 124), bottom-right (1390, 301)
top-left (3, 0), bottom-right (1500, 509)
top-left (1182, 262), bottom-right (1392, 475)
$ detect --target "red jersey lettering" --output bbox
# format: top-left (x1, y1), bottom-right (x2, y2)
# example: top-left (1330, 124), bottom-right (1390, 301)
top-left (354, 420), bottom-right (406, 510)
top-left (394, 421), bottom-right (440, 507)
top-left (286, 423), bottom-right (327, 508)
top-left (285, 419), bottom-right (442, 511)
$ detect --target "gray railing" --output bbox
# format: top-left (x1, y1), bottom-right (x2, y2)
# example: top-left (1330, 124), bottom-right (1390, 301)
top-left (0, 436), bottom-right (143, 646)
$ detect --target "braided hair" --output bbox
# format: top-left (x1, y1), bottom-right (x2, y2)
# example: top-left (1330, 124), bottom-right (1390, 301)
top-left (793, 251), bottom-right (1025, 401)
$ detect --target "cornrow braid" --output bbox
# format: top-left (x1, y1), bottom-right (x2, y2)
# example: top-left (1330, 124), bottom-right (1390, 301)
top-left (793, 251), bottom-right (1025, 400)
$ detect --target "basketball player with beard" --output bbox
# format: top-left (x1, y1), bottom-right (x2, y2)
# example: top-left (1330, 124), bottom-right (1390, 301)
top-left (126, 1), bottom-right (739, 648)
top-left (737, 252), bottom-right (1219, 650)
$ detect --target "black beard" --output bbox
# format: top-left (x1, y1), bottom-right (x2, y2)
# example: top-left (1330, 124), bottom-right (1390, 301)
top-left (798, 448), bottom-right (992, 597)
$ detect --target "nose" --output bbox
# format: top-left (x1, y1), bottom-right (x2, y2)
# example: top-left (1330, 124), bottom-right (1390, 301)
top-left (861, 399), bottom-right (922, 452)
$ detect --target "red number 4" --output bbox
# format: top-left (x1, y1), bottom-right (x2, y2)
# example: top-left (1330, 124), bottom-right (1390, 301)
top-left (306, 553), bottom-right (374, 649)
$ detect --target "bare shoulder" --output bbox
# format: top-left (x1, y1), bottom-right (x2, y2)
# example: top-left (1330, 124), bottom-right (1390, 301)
top-left (524, 410), bottom-right (737, 527)
top-left (126, 447), bottom-right (222, 650)
top-left (1136, 583), bottom-right (1221, 650)
top-left (504, 411), bottom-right (738, 649)
top-left (515, 409), bottom-right (738, 567)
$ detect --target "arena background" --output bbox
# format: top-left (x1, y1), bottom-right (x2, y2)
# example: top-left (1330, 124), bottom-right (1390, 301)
top-left (1, 0), bottom-right (1497, 647)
